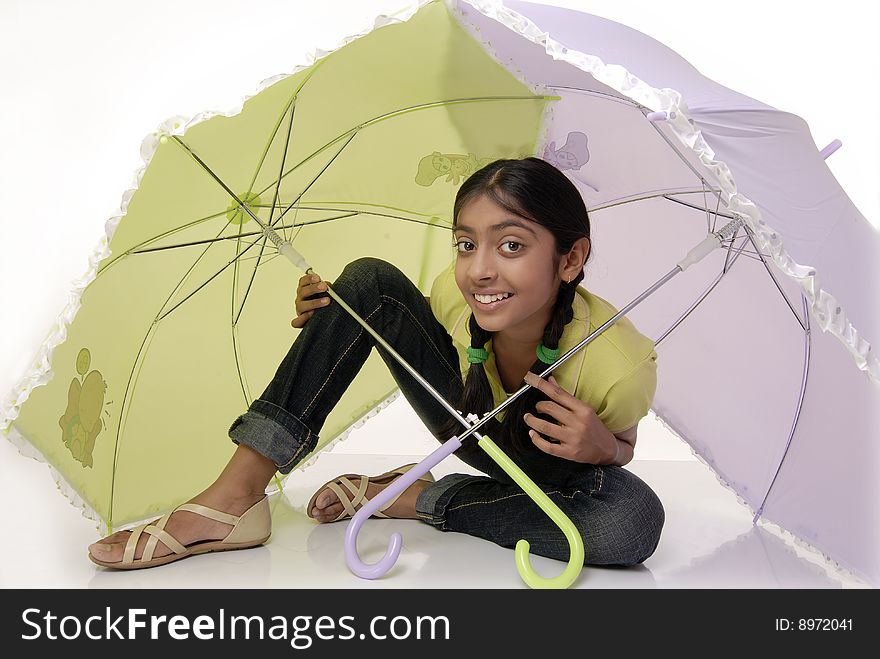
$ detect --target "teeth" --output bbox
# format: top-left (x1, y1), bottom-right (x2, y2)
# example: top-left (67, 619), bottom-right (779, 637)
top-left (475, 292), bottom-right (512, 303)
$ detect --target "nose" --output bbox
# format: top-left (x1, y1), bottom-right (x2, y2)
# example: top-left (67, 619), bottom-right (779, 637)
top-left (468, 247), bottom-right (497, 283)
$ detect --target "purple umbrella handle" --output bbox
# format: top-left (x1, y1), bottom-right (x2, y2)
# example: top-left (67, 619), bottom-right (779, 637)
top-left (343, 436), bottom-right (463, 579)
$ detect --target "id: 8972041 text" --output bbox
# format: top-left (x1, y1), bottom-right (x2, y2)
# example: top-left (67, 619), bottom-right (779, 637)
top-left (774, 618), bottom-right (853, 631)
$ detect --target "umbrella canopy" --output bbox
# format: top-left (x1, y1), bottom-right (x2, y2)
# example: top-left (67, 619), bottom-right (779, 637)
top-left (2, 0), bottom-right (877, 586)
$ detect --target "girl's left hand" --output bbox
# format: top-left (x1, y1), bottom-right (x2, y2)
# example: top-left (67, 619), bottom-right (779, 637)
top-left (522, 371), bottom-right (616, 464)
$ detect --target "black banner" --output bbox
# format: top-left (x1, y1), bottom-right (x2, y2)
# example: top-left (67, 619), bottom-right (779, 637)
top-left (1, 588), bottom-right (873, 654)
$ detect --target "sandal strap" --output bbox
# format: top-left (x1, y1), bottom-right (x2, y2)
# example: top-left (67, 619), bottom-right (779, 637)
top-left (326, 475), bottom-right (404, 522)
top-left (121, 501), bottom-right (240, 564)
top-left (122, 512), bottom-right (188, 564)
top-left (327, 479), bottom-right (368, 520)
top-left (176, 502), bottom-right (240, 526)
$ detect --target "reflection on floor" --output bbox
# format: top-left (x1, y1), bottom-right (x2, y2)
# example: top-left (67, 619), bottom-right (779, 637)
top-left (1, 427), bottom-right (867, 589)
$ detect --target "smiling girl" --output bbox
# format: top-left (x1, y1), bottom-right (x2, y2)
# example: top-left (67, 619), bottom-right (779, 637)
top-left (88, 157), bottom-right (664, 572)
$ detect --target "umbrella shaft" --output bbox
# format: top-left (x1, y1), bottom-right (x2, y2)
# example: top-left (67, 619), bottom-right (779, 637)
top-left (319, 285), bottom-right (482, 437)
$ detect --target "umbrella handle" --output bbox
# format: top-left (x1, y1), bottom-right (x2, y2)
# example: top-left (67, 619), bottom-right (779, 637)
top-left (476, 435), bottom-right (584, 589)
top-left (343, 432), bottom-right (584, 588)
top-left (343, 437), bottom-right (462, 579)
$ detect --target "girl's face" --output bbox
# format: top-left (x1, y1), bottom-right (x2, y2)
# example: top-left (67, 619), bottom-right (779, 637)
top-left (453, 194), bottom-right (562, 343)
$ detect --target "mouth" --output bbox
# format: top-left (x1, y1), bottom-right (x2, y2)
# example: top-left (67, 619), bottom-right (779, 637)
top-left (472, 292), bottom-right (515, 311)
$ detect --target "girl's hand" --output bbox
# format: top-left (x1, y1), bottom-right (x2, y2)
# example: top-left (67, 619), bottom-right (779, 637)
top-left (522, 371), bottom-right (617, 464)
top-left (291, 273), bottom-right (332, 328)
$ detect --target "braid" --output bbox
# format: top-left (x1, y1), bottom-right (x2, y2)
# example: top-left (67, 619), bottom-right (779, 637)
top-left (437, 271), bottom-right (585, 463)
top-left (501, 271), bottom-right (583, 460)
top-left (436, 312), bottom-right (497, 442)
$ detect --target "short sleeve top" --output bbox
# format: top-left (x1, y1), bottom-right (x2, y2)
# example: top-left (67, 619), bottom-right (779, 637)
top-left (429, 259), bottom-right (658, 434)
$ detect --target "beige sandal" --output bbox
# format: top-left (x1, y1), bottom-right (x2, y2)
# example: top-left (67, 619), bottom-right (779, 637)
top-left (89, 495), bottom-right (272, 570)
top-left (307, 463), bottom-right (434, 522)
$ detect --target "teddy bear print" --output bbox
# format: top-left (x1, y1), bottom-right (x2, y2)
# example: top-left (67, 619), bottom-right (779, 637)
top-left (58, 348), bottom-right (108, 468)
top-left (415, 151), bottom-right (497, 187)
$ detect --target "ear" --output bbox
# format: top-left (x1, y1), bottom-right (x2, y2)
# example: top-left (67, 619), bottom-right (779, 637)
top-left (559, 236), bottom-right (590, 282)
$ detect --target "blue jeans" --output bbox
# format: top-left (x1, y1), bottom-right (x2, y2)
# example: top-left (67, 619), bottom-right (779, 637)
top-left (228, 257), bottom-right (665, 567)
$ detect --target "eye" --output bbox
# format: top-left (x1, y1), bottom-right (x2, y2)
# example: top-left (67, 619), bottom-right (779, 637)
top-left (454, 240), bottom-right (474, 253)
top-left (501, 241), bottom-right (523, 254)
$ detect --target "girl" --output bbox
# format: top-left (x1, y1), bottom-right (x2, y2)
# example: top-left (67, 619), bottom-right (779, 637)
top-left (88, 157), bottom-right (665, 571)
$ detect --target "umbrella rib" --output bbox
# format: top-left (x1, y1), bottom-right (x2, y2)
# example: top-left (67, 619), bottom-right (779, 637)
top-left (752, 292), bottom-right (812, 523)
top-left (653, 237), bottom-right (749, 347)
top-left (232, 232), bottom-right (271, 327)
top-left (270, 132), bottom-right (359, 238)
top-left (95, 209), bottom-right (230, 278)
top-left (123, 213), bottom-right (359, 255)
top-left (152, 214), bottom-right (282, 324)
top-left (230, 232), bottom-right (271, 407)
top-left (704, 181), bottom-right (722, 234)
top-left (739, 224), bottom-right (808, 330)
top-left (267, 95), bottom-right (299, 240)
top-left (589, 187), bottom-right (723, 213)
top-left (544, 84), bottom-right (644, 110)
top-left (655, 228), bottom-right (805, 349)
top-left (254, 201), bottom-right (446, 226)
top-left (130, 234), bottom-right (270, 254)
top-left (108, 315), bottom-right (162, 529)
top-left (230, 97), bottom-right (299, 339)
top-left (247, 95), bottom-right (298, 195)
top-left (246, 57), bottom-right (328, 194)
top-left (661, 194), bottom-right (740, 222)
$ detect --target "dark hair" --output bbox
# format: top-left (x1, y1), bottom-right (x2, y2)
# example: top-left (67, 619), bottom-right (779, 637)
top-left (437, 156), bottom-right (591, 463)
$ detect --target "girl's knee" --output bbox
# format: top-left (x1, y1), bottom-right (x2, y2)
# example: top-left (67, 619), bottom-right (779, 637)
top-left (343, 256), bottom-right (399, 282)
top-left (580, 474), bottom-right (665, 567)
top-left (624, 487), bottom-right (665, 565)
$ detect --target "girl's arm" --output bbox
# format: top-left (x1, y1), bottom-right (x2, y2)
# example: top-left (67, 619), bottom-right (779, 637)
top-left (609, 425), bottom-right (638, 466)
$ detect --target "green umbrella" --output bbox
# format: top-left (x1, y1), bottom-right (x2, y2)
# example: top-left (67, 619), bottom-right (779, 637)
top-left (3, 0), bottom-right (554, 531)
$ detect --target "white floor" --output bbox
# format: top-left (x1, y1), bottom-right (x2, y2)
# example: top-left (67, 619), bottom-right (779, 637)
top-left (0, 397), bottom-right (868, 589)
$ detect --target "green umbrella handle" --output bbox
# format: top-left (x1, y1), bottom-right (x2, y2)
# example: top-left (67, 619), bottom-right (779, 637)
top-left (477, 435), bottom-right (585, 589)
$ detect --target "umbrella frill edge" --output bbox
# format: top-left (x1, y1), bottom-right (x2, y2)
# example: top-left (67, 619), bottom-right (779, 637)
top-left (3, 424), bottom-right (108, 534)
top-left (650, 410), bottom-right (874, 588)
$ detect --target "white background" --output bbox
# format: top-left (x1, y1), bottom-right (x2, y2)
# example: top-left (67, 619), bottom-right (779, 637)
top-left (0, 0), bottom-right (875, 590)
top-left (1, 0), bottom-right (877, 452)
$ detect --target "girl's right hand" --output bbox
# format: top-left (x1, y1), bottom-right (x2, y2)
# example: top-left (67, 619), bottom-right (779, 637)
top-left (291, 273), bottom-right (332, 328)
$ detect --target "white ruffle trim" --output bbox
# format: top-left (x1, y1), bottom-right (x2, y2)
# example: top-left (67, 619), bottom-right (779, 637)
top-left (455, 0), bottom-right (879, 385)
top-left (649, 411), bottom-right (872, 587)
top-left (4, 424), bottom-right (108, 532)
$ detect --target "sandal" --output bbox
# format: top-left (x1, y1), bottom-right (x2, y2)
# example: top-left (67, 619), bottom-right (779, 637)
top-left (88, 495), bottom-right (272, 570)
top-left (307, 463), bottom-right (434, 522)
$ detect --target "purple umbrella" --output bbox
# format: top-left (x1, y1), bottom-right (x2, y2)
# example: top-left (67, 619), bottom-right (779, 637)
top-left (346, 0), bottom-right (879, 587)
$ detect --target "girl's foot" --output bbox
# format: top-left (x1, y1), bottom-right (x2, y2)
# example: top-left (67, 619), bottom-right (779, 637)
top-left (87, 491), bottom-right (266, 565)
top-left (309, 466), bottom-right (432, 522)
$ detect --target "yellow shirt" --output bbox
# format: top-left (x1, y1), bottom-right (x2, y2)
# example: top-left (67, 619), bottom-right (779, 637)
top-left (429, 259), bottom-right (657, 434)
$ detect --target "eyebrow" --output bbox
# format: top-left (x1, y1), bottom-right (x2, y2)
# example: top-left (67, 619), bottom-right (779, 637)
top-left (453, 219), bottom-right (538, 237)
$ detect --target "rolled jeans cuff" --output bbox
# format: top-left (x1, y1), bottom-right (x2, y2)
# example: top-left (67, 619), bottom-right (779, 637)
top-left (228, 399), bottom-right (316, 474)
top-left (415, 473), bottom-right (485, 528)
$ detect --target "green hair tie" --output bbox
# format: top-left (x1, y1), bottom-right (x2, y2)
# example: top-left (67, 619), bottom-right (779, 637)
top-left (466, 346), bottom-right (489, 364)
top-left (536, 342), bottom-right (560, 365)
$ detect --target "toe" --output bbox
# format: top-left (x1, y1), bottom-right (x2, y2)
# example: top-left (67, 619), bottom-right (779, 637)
top-left (316, 489), bottom-right (338, 509)
top-left (89, 540), bottom-right (124, 563)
